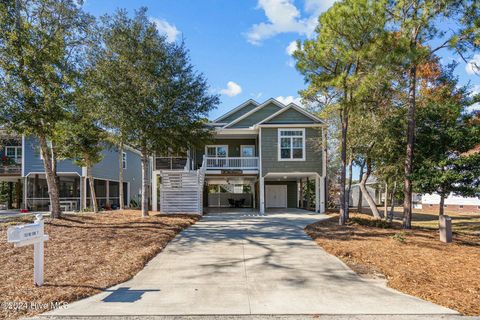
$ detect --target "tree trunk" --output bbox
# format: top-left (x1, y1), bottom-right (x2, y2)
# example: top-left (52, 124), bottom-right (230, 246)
top-left (403, 66), bottom-right (417, 229)
top-left (388, 181), bottom-right (397, 222)
top-left (88, 167), bottom-right (98, 213)
top-left (39, 136), bottom-right (61, 218)
top-left (339, 107), bottom-right (348, 225)
top-left (345, 155), bottom-right (353, 220)
top-left (141, 151), bottom-right (149, 217)
top-left (359, 162), bottom-right (382, 219)
top-left (384, 182), bottom-right (388, 219)
top-left (439, 193), bottom-right (445, 216)
top-left (118, 141), bottom-right (124, 210)
top-left (357, 161), bottom-right (365, 213)
top-left (7, 182), bottom-right (13, 209)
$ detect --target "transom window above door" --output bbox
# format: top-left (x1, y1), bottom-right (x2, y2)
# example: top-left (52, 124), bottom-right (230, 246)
top-left (278, 129), bottom-right (305, 161)
top-left (241, 145), bottom-right (255, 157)
top-left (206, 145), bottom-right (228, 157)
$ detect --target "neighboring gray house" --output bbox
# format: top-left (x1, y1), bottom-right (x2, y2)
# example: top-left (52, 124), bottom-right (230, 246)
top-left (348, 183), bottom-right (382, 208)
top-left (0, 130), bottom-right (142, 211)
top-left (152, 98), bottom-right (328, 214)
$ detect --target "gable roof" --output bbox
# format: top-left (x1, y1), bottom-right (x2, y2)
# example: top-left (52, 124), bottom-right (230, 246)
top-left (223, 98), bottom-right (285, 128)
top-left (214, 99), bottom-right (259, 123)
top-left (257, 103), bottom-right (325, 126)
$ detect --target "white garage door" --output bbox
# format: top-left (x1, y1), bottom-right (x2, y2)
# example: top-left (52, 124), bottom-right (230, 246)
top-left (266, 185), bottom-right (287, 208)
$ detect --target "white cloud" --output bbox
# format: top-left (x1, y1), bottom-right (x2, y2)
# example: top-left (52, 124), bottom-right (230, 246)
top-left (466, 54), bottom-right (480, 75)
top-left (246, 0), bottom-right (336, 44)
top-left (286, 40), bottom-right (299, 55)
top-left (276, 95), bottom-right (303, 106)
top-left (150, 17), bottom-right (180, 43)
top-left (220, 81), bottom-right (242, 97)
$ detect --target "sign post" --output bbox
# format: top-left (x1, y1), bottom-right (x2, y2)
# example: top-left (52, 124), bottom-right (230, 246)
top-left (7, 214), bottom-right (49, 286)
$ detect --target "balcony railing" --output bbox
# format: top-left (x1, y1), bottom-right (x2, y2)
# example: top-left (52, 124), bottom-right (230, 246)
top-left (205, 157), bottom-right (259, 170)
top-left (0, 164), bottom-right (21, 176)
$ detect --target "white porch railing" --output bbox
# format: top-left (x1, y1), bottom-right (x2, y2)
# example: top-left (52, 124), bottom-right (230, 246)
top-left (205, 157), bottom-right (259, 169)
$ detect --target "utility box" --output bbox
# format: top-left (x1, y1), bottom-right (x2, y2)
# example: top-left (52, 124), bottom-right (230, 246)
top-left (439, 215), bottom-right (452, 243)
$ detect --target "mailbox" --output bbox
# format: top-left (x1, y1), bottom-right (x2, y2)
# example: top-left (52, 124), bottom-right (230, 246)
top-left (7, 214), bottom-right (48, 286)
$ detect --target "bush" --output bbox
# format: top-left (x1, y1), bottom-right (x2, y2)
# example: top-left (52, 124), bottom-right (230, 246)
top-left (390, 231), bottom-right (406, 243)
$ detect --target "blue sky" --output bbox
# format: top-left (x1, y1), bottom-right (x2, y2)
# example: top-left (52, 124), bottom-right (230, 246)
top-left (82, 0), bottom-right (480, 120)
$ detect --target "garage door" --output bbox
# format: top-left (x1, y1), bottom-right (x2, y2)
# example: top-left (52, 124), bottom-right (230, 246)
top-left (266, 185), bottom-right (287, 208)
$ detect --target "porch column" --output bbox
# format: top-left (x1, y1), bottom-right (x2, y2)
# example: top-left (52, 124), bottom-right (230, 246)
top-left (320, 176), bottom-right (326, 213)
top-left (106, 180), bottom-right (110, 208)
top-left (259, 176), bottom-right (265, 214)
top-left (315, 174), bottom-right (320, 213)
top-left (23, 176), bottom-right (28, 210)
top-left (82, 176), bottom-right (87, 210)
top-left (79, 176), bottom-right (84, 211)
top-left (152, 172), bottom-right (158, 212)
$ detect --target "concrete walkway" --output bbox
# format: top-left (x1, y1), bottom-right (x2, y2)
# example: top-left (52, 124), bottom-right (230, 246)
top-left (45, 209), bottom-right (457, 317)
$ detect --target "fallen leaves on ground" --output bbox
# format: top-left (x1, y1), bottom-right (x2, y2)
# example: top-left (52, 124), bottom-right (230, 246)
top-left (0, 210), bottom-right (198, 319)
top-left (305, 213), bottom-right (480, 316)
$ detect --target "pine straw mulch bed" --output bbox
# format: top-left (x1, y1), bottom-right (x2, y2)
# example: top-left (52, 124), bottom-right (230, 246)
top-left (305, 213), bottom-right (480, 316)
top-left (0, 210), bottom-right (199, 319)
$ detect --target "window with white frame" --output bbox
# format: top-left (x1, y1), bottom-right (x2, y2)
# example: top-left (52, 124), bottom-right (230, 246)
top-left (278, 129), bottom-right (305, 160)
top-left (122, 152), bottom-right (127, 169)
top-left (5, 146), bottom-right (22, 163)
top-left (206, 145), bottom-right (228, 157)
top-left (241, 145), bottom-right (255, 157)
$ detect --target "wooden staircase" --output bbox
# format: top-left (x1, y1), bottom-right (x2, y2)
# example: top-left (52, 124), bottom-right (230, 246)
top-left (159, 158), bottom-right (205, 214)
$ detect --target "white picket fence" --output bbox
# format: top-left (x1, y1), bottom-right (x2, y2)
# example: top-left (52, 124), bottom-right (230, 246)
top-left (159, 157), bottom-right (205, 214)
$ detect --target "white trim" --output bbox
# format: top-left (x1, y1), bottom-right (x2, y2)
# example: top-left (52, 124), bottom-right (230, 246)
top-left (258, 123), bottom-right (325, 128)
top-left (205, 145), bottom-right (229, 157)
top-left (257, 103), bottom-right (325, 125)
top-left (214, 99), bottom-right (259, 122)
top-left (277, 128), bottom-right (306, 161)
top-left (21, 135), bottom-right (25, 177)
top-left (240, 145), bottom-right (256, 157)
top-left (223, 98), bottom-right (285, 128)
top-left (123, 144), bottom-right (142, 156)
top-left (259, 128), bottom-right (262, 177)
top-left (25, 171), bottom-right (81, 177)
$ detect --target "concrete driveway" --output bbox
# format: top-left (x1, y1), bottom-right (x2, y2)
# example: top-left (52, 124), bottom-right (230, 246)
top-left (46, 209), bottom-right (456, 316)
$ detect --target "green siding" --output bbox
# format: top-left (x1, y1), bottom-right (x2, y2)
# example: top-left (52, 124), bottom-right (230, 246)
top-left (265, 181), bottom-right (297, 208)
top-left (261, 127), bottom-right (322, 175)
top-left (220, 102), bottom-right (258, 123)
top-left (230, 103), bottom-right (282, 128)
top-left (195, 139), bottom-right (257, 166)
top-left (264, 108), bottom-right (316, 124)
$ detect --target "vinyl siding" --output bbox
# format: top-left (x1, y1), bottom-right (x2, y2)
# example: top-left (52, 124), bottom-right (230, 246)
top-left (23, 136), bottom-right (142, 203)
top-left (23, 136), bottom-right (81, 175)
top-left (260, 127), bottom-right (322, 175)
top-left (221, 102), bottom-right (258, 123)
top-left (263, 108), bottom-right (316, 124)
top-left (265, 181), bottom-right (297, 208)
top-left (91, 146), bottom-right (142, 203)
top-left (230, 103), bottom-right (282, 128)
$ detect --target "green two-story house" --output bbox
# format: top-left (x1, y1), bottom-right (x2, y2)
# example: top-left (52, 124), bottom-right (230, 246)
top-left (151, 98), bottom-right (327, 214)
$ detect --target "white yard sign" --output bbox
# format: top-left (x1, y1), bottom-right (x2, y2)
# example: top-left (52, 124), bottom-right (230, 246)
top-left (7, 214), bottom-right (49, 286)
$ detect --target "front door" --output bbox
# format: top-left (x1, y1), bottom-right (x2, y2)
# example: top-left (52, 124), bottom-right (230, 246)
top-left (265, 185), bottom-right (287, 208)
